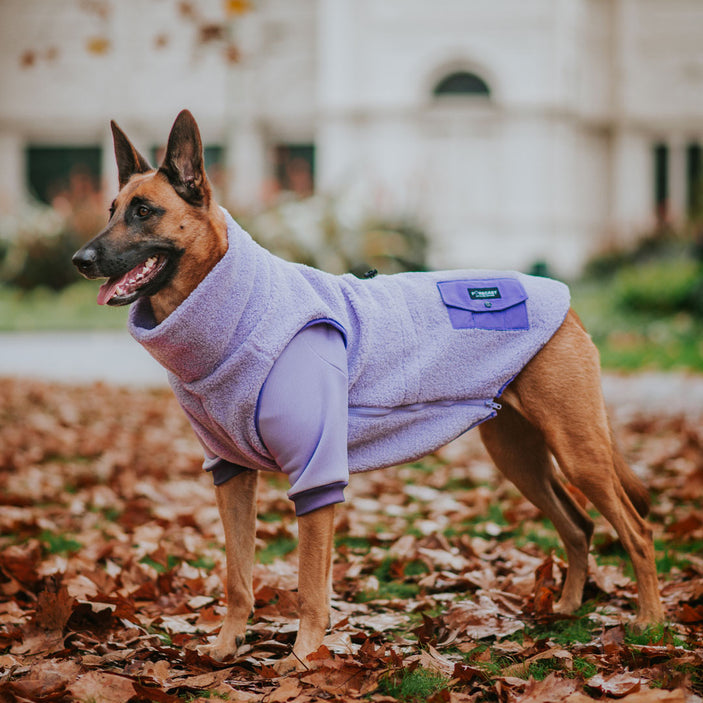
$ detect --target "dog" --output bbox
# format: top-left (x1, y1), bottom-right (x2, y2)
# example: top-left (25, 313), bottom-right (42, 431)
top-left (73, 110), bottom-right (664, 673)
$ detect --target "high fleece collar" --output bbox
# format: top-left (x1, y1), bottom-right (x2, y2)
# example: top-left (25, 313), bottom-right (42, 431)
top-left (129, 210), bottom-right (277, 382)
top-left (128, 209), bottom-right (338, 385)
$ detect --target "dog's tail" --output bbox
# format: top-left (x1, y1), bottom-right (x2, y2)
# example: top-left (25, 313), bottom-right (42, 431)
top-left (611, 429), bottom-right (650, 518)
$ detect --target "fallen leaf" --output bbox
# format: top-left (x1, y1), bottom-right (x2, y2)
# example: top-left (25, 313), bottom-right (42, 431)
top-left (267, 677), bottom-right (302, 702)
top-left (516, 672), bottom-right (579, 702)
top-left (587, 670), bottom-right (644, 697)
top-left (68, 671), bottom-right (136, 703)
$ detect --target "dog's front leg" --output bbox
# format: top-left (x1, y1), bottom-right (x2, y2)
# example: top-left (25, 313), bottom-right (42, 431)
top-left (200, 469), bottom-right (258, 661)
top-left (276, 503), bottom-right (336, 674)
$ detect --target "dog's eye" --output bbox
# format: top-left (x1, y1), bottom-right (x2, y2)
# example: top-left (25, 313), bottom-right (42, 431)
top-left (136, 205), bottom-right (151, 218)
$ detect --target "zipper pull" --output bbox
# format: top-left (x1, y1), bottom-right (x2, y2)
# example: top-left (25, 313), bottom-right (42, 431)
top-left (488, 401), bottom-right (502, 411)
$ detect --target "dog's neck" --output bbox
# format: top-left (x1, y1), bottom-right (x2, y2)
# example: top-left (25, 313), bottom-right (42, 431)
top-left (148, 205), bottom-right (228, 324)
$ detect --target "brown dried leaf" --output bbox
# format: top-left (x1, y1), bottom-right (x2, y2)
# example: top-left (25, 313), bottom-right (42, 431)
top-left (513, 672), bottom-right (579, 702)
top-left (68, 672), bottom-right (136, 703)
top-left (586, 670), bottom-right (644, 697)
top-left (266, 677), bottom-right (302, 702)
top-left (8, 660), bottom-right (80, 701)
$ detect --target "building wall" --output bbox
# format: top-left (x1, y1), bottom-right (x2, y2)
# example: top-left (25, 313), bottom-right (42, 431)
top-left (1, 0), bottom-right (702, 275)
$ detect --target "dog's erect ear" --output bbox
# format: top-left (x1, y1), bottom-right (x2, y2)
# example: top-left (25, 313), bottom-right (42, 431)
top-left (111, 121), bottom-right (153, 188)
top-left (159, 110), bottom-right (210, 207)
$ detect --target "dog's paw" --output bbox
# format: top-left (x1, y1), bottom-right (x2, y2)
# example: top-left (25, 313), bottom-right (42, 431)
top-left (273, 652), bottom-right (310, 675)
top-left (553, 597), bottom-right (579, 616)
top-left (196, 634), bottom-right (244, 663)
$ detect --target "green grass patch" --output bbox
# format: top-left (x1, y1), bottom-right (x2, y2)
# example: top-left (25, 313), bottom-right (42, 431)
top-left (515, 529), bottom-right (562, 556)
top-left (446, 503), bottom-right (511, 539)
top-left (572, 656), bottom-right (598, 679)
top-left (355, 555), bottom-right (424, 602)
top-left (356, 580), bottom-right (420, 603)
top-left (466, 646), bottom-right (517, 677)
top-left (257, 537), bottom-right (296, 564)
top-left (0, 281), bottom-right (129, 331)
top-left (374, 556), bottom-right (429, 582)
top-left (335, 535), bottom-right (372, 552)
top-left (526, 658), bottom-right (561, 681)
top-left (655, 538), bottom-right (703, 574)
top-left (40, 530), bottom-right (82, 555)
top-left (377, 667), bottom-right (449, 702)
top-left (571, 279), bottom-right (703, 372)
top-left (258, 512), bottom-right (283, 523)
top-left (99, 507), bottom-right (121, 522)
top-left (624, 624), bottom-right (689, 649)
top-left (444, 476), bottom-right (478, 491)
top-left (404, 559), bottom-right (430, 577)
top-left (139, 554), bottom-right (181, 574)
top-left (188, 555), bottom-right (217, 571)
top-left (527, 611), bottom-right (598, 646)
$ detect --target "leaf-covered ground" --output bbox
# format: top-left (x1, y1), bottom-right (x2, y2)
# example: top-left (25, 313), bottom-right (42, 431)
top-left (1, 377), bottom-right (702, 703)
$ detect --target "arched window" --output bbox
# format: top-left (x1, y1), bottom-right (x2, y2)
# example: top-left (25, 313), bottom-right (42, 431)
top-left (433, 71), bottom-right (490, 98)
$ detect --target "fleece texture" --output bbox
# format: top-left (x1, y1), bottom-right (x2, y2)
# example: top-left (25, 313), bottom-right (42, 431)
top-left (129, 209), bottom-right (570, 476)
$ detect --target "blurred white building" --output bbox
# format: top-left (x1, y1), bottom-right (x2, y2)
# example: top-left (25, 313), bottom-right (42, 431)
top-left (1, 0), bottom-right (702, 275)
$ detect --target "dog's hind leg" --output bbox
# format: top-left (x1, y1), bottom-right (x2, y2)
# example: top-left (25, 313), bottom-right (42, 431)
top-left (479, 403), bottom-right (594, 614)
top-left (506, 311), bottom-right (664, 626)
top-left (200, 469), bottom-right (258, 661)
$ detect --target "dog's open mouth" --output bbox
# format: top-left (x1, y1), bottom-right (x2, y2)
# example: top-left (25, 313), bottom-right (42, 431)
top-left (97, 254), bottom-right (168, 306)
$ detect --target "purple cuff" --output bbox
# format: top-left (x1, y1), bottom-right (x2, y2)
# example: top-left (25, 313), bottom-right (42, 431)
top-left (209, 459), bottom-right (253, 486)
top-left (291, 482), bottom-right (347, 516)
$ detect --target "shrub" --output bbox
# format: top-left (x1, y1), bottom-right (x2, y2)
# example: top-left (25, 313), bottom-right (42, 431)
top-left (584, 228), bottom-right (691, 280)
top-left (239, 193), bottom-right (428, 275)
top-left (0, 199), bottom-right (103, 291)
top-left (613, 258), bottom-right (703, 317)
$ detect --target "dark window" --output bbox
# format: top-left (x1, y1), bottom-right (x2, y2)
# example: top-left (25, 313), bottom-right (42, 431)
top-left (26, 146), bottom-right (101, 205)
top-left (151, 144), bottom-right (223, 169)
top-left (687, 142), bottom-right (702, 218)
top-left (653, 143), bottom-right (669, 220)
top-left (433, 71), bottom-right (490, 98)
top-left (204, 145), bottom-right (224, 172)
top-left (275, 144), bottom-right (315, 196)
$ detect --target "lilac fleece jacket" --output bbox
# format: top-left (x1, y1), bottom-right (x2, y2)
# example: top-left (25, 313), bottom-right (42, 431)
top-left (129, 209), bottom-right (570, 482)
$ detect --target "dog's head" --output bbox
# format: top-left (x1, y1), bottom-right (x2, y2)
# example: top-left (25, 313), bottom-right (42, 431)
top-left (72, 110), bottom-right (227, 316)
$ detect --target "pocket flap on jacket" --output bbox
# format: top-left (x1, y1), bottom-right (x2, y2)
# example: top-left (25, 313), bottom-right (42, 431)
top-left (437, 278), bottom-right (528, 312)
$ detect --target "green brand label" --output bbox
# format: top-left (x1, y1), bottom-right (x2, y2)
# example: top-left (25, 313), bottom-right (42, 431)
top-left (468, 287), bottom-right (501, 300)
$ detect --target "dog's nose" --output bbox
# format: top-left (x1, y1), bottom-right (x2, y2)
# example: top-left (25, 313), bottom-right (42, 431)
top-left (72, 247), bottom-right (98, 276)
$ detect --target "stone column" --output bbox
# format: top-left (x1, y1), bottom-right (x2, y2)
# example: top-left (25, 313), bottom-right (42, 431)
top-left (609, 127), bottom-right (653, 245)
top-left (0, 132), bottom-right (24, 214)
top-left (224, 12), bottom-right (268, 211)
top-left (315, 0), bottom-right (358, 193)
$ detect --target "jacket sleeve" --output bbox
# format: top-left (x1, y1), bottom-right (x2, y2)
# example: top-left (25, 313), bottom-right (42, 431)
top-left (256, 323), bottom-right (349, 515)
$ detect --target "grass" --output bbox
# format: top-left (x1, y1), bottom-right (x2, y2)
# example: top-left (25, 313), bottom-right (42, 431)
top-left (377, 667), bottom-right (450, 702)
top-left (527, 609), bottom-right (598, 646)
top-left (0, 280), bottom-right (128, 331)
top-left (40, 530), bottom-right (83, 556)
top-left (624, 624), bottom-right (690, 649)
top-left (257, 537), bottom-right (297, 564)
top-left (570, 279), bottom-right (703, 372)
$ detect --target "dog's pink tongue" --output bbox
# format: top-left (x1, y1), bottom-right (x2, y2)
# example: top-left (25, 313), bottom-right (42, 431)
top-left (97, 277), bottom-right (124, 305)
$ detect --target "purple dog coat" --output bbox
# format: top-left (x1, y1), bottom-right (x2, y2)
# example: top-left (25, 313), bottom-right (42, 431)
top-left (129, 209), bottom-right (570, 512)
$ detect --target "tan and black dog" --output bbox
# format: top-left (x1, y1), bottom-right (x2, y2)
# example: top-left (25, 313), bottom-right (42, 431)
top-left (73, 110), bottom-right (664, 672)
